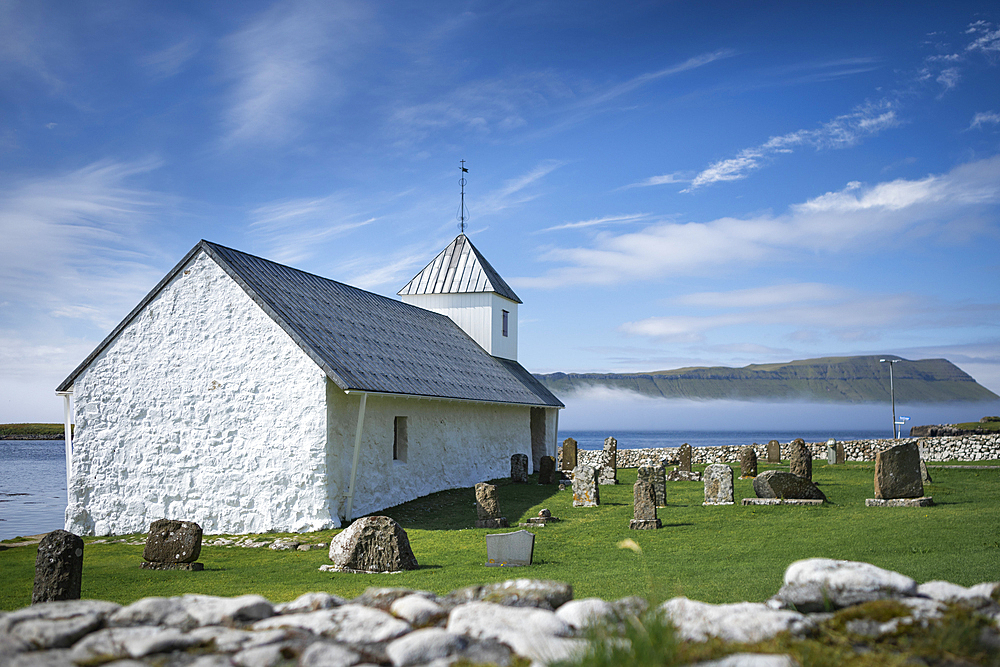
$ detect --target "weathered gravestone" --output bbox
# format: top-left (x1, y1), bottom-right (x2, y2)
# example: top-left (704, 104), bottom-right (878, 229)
top-left (142, 519), bottom-right (203, 571)
top-left (32, 530), bottom-right (84, 603)
top-left (475, 482), bottom-right (509, 528)
top-left (538, 456), bottom-right (557, 484)
top-left (510, 453), bottom-right (528, 483)
top-left (598, 437), bottom-right (618, 485)
top-left (703, 464), bottom-right (734, 505)
top-left (826, 440), bottom-right (837, 465)
top-left (752, 470), bottom-right (827, 502)
top-left (873, 441), bottom-right (925, 500)
top-left (836, 442), bottom-right (846, 465)
top-left (572, 464), bottom-right (599, 507)
top-left (637, 459), bottom-right (667, 506)
top-left (739, 446), bottom-right (757, 478)
top-left (630, 479), bottom-right (661, 530)
top-left (679, 443), bottom-right (692, 472)
top-left (789, 439), bottom-right (812, 481)
top-left (920, 460), bottom-right (932, 483)
top-left (766, 439), bottom-right (781, 463)
top-left (561, 437), bottom-right (578, 471)
top-left (327, 515), bottom-right (419, 572)
top-left (485, 530), bottom-right (535, 567)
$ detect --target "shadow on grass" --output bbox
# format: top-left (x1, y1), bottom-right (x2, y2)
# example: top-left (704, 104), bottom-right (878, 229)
top-left (377, 474), bottom-right (561, 531)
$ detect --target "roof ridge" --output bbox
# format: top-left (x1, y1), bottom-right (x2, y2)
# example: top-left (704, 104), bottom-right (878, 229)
top-left (397, 234), bottom-right (522, 303)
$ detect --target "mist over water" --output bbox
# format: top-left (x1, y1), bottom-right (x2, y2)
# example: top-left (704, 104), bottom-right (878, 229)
top-left (557, 387), bottom-right (1000, 433)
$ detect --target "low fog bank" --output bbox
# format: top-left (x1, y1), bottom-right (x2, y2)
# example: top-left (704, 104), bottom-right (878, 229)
top-left (558, 386), bottom-right (1000, 432)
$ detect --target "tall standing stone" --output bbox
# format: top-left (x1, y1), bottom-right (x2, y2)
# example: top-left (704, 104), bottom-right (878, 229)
top-left (836, 442), bottom-right (846, 465)
top-left (572, 464), bottom-right (600, 507)
top-left (598, 437), bottom-right (618, 485)
top-left (739, 447), bottom-right (757, 478)
top-left (789, 439), bottom-right (812, 481)
top-left (638, 459), bottom-right (667, 506)
top-left (510, 453), bottom-right (528, 483)
top-left (538, 456), bottom-right (557, 484)
top-left (826, 440), bottom-right (837, 465)
top-left (679, 443), bottom-right (692, 472)
top-left (32, 530), bottom-right (84, 604)
top-left (703, 464), bottom-right (734, 506)
top-left (629, 479), bottom-right (661, 530)
top-left (766, 440), bottom-right (781, 463)
top-left (920, 460), bottom-right (932, 483)
top-left (874, 441), bottom-right (924, 499)
top-left (475, 483), bottom-right (509, 528)
top-left (561, 438), bottom-right (578, 471)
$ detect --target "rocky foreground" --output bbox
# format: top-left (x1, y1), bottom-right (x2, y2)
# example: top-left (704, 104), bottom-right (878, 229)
top-left (2, 558), bottom-right (999, 667)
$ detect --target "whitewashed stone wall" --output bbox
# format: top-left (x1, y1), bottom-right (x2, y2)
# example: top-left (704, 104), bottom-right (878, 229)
top-left (67, 250), bottom-right (336, 536)
top-left (574, 434), bottom-right (1000, 468)
top-left (329, 389), bottom-right (532, 520)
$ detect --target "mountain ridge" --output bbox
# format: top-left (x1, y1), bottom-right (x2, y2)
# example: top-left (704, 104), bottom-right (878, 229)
top-left (533, 355), bottom-right (999, 403)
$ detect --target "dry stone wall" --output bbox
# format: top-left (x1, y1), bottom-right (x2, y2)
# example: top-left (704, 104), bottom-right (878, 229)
top-left (573, 434), bottom-right (1000, 468)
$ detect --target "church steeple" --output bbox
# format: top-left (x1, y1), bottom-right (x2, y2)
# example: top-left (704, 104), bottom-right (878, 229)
top-left (398, 234), bottom-right (519, 361)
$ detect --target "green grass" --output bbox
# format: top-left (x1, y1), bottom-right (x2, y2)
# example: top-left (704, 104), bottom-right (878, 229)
top-left (0, 423), bottom-right (71, 437)
top-left (952, 419), bottom-right (1000, 432)
top-left (3, 460), bottom-right (999, 612)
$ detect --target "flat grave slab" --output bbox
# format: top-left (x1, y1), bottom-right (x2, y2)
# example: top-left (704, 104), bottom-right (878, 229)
top-left (485, 529), bottom-right (535, 567)
top-left (742, 498), bottom-right (824, 506)
top-left (866, 497), bottom-right (934, 507)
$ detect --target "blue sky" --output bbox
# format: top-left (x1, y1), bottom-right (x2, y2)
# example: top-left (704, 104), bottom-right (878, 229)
top-left (2, 1), bottom-right (999, 425)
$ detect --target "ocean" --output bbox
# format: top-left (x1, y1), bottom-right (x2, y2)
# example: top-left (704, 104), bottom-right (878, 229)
top-left (0, 429), bottom-right (890, 540)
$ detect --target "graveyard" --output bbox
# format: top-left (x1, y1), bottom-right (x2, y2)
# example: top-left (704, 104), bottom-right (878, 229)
top-left (2, 456), bottom-right (999, 611)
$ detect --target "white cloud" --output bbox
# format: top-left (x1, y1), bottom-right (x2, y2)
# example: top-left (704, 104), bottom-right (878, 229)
top-left (936, 67), bottom-right (960, 90)
top-left (623, 173), bottom-right (689, 189)
top-left (477, 160), bottom-right (565, 215)
top-left (248, 195), bottom-right (376, 265)
top-left (220, 0), bottom-right (372, 146)
top-left (539, 213), bottom-right (649, 233)
top-left (141, 38), bottom-right (200, 79)
top-left (515, 156), bottom-right (1000, 289)
top-left (965, 22), bottom-right (1000, 54)
top-left (685, 101), bottom-right (899, 190)
top-left (970, 111), bottom-right (1000, 129)
top-left (675, 283), bottom-right (848, 308)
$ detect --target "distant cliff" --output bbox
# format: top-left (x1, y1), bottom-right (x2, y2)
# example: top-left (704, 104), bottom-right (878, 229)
top-left (533, 355), bottom-right (999, 404)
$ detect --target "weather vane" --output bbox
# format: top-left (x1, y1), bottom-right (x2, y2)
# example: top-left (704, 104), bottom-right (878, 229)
top-left (458, 160), bottom-right (469, 234)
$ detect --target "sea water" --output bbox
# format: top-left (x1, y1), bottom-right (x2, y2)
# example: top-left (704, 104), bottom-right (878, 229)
top-left (0, 429), bottom-right (893, 540)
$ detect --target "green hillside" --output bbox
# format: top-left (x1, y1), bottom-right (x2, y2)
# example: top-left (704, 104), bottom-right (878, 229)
top-left (534, 355), bottom-right (999, 403)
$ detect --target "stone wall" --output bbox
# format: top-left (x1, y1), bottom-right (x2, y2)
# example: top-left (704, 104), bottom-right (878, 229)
top-left (573, 433), bottom-right (1000, 468)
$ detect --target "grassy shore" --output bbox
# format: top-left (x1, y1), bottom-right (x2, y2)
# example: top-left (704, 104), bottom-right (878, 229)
top-left (3, 459), bottom-right (999, 612)
top-left (0, 423), bottom-right (72, 438)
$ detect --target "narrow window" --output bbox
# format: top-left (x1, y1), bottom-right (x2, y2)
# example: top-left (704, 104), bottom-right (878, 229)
top-left (393, 416), bottom-right (408, 462)
top-left (502, 310), bottom-right (509, 337)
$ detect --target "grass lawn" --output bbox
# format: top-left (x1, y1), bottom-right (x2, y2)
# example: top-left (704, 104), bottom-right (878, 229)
top-left (2, 460), bottom-right (999, 611)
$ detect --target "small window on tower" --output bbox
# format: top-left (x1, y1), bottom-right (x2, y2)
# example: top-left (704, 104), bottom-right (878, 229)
top-left (393, 416), bottom-right (408, 462)
top-left (502, 310), bottom-right (509, 337)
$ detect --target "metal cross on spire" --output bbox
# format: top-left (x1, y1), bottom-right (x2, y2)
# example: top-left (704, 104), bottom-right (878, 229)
top-left (458, 160), bottom-right (469, 234)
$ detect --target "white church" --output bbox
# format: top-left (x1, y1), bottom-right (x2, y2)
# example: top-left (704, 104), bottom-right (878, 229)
top-left (56, 234), bottom-right (562, 536)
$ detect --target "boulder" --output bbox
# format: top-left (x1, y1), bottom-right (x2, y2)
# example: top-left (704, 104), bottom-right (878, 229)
top-left (789, 439), bottom-right (812, 481)
top-left (874, 441), bottom-right (924, 499)
top-left (143, 519), bottom-right (202, 564)
top-left (661, 597), bottom-right (811, 644)
top-left (753, 471), bottom-right (827, 502)
top-left (32, 530), bottom-right (85, 604)
top-left (327, 516), bottom-right (418, 573)
top-left (703, 464), bottom-right (734, 506)
top-left (772, 558), bottom-right (917, 613)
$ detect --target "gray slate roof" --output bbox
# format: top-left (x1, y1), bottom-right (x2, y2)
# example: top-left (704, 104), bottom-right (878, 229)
top-left (57, 241), bottom-right (562, 408)
top-left (398, 234), bottom-right (522, 303)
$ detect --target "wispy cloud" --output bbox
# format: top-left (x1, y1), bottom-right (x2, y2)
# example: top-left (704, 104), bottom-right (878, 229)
top-left (477, 160), bottom-right (565, 215)
top-left (515, 155), bottom-right (1000, 288)
top-left (623, 173), bottom-right (690, 189)
top-left (684, 100), bottom-right (899, 190)
top-left (965, 21), bottom-right (1000, 55)
top-left (970, 111), bottom-right (1000, 129)
top-left (141, 38), bottom-right (200, 79)
top-left (248, 195), bottom-right (377, 265)
top-left (219, 0), bottom-right (372, 146)
top-left (0, 0), bottom-right (66, 91)
top-left (539, 213), bottom-right (649, 233)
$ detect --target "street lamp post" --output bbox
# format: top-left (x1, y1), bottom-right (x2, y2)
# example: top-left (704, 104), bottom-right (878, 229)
top-left (879, 358), bottom-right (900, 438)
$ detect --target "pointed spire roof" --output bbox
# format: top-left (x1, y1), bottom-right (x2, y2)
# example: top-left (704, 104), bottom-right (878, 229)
top-left (398, 234), bottom-right (522, 303)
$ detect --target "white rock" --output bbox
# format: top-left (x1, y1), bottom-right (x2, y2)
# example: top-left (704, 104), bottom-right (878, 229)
top-left (918, 581), bottom-right (997, 607)
top-left (269, 538), bottom-right (300, 551)
top-left (253, 604), bottom-right (410, 644)
top-left (661, 598), bottom-right (811, 644)
top-left (232, 643), bottom-right (287, 667)
top-left (109, 597), bottom-right (196, 629)
top-left (776, 559), bottom-right (917, 610)
top-left (180, 594), bottom-right (275, 626)
top-left (297, 641), bottom-right (361, 667)
top-left (687, 653), bottom-right (800, 667)
top-left (447, 601), bottom-right (578, 664)
top-left (70, 626), bottom-right (202, 662)
top-left (0, 600), bottom-right (121, 649)
top-left (386, 627), bottom-right (467, 666)
top-left (275, 592), bottom-right (345, 615)
top-left (556, 598), bottom-right (616, 629)
top-left (389, 595), bottom-right (446, 627)
top-left (186, 627), bottom-right (290, 653)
